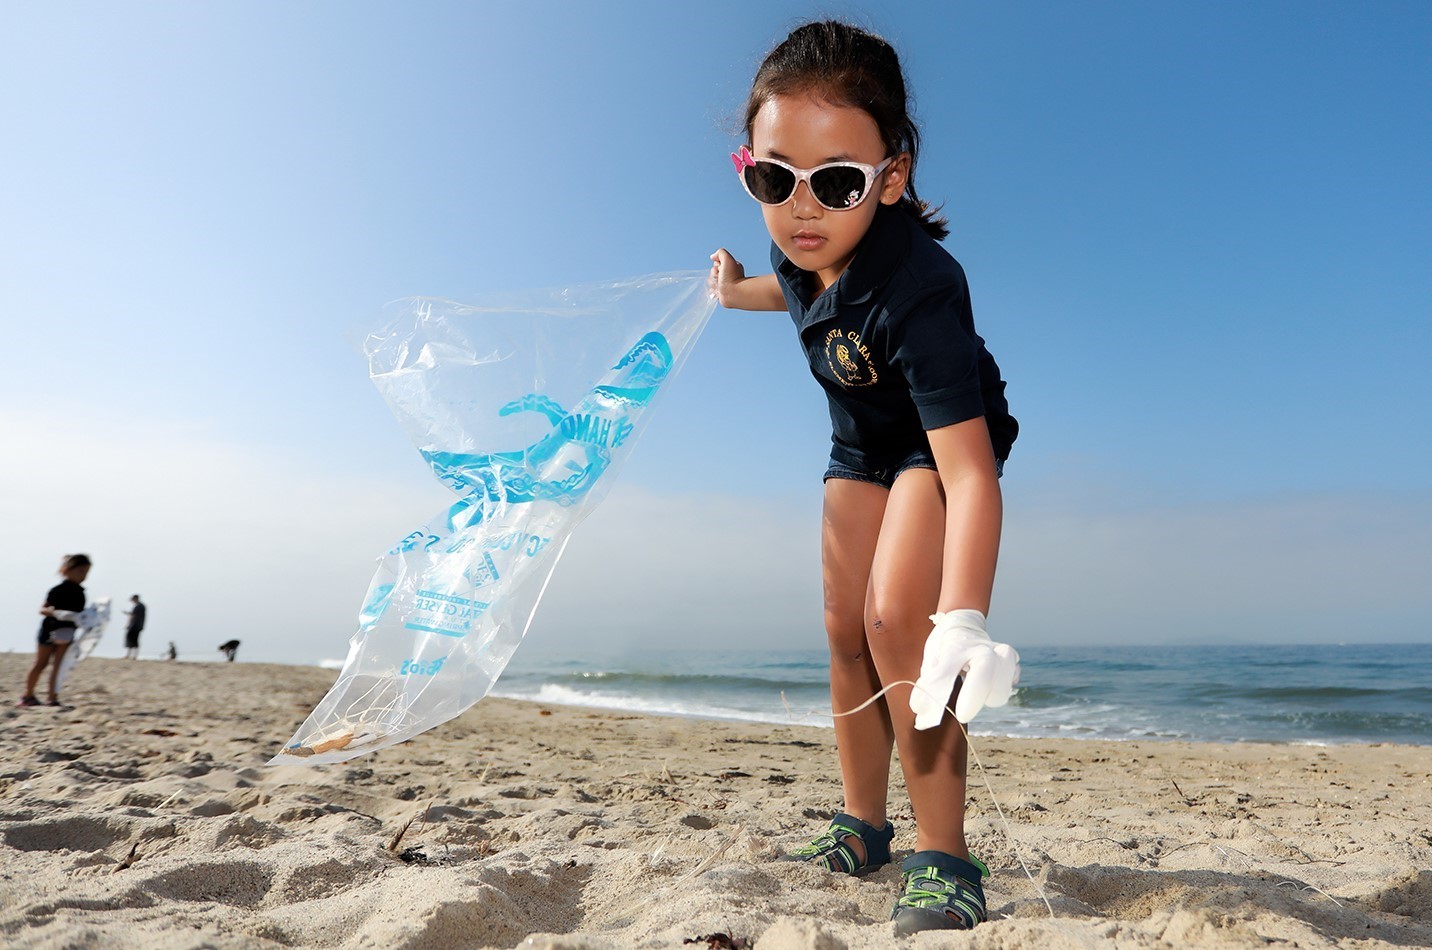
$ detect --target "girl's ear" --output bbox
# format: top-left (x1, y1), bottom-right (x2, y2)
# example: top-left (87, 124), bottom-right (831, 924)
top-left (880, 153), bottom-right (912, 205)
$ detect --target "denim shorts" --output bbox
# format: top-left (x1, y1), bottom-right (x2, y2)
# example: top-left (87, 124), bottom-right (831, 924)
top-left (38, 625), bottom-right (76, 647)
top-left (823, 449), bottom-right (1004, 489)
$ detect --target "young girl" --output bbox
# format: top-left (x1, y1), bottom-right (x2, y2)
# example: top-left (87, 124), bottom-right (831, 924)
top-left (19, 553), bottom-right (92, 708)
top-left (709, 21), bottom-right (1021, 935)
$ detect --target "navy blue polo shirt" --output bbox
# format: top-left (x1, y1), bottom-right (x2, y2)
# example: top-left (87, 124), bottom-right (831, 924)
top-left (39, 580), bottom-right (85, 637)
top-left (772, 203), bottom-right (1018, 470)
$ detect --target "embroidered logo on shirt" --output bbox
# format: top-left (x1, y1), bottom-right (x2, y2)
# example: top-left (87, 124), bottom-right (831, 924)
top-left (823, 328), bottom-right (878, 387)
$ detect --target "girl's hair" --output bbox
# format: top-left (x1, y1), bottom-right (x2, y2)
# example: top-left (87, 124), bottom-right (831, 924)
top-left (61, 553), bottom-right (92, 572)
top-left (743, 20), bottom-right (948, 241)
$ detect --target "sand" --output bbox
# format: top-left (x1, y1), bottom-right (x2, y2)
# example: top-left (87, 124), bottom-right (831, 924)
top-left (1, 654), bottom-right (1428, 949)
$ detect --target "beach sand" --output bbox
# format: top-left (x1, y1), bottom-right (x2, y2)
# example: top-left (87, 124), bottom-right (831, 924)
top-left (1, 655), bottom-right (1428, 949)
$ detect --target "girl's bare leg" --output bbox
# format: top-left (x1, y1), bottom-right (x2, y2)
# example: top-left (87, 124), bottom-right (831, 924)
top-left (865, 468), bottom-right (970, 857)
top-left (821, 477), bottom-right (894, 846)
top-left (23, 645), bottom-right (55, 698)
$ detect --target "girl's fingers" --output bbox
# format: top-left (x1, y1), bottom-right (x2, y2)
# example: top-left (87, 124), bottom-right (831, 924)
top-left (955, 651), bottom-right (997, 723)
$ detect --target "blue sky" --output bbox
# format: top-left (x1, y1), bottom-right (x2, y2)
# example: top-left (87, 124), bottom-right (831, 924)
top-left (2, 2), bottom-right (1428, 664)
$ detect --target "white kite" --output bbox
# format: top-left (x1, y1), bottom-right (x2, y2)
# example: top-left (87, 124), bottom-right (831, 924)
top-left (56, 597), bottom-right (112, 694)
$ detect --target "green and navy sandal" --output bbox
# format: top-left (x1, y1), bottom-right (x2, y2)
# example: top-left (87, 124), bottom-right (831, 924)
top-left (780, 812), bottom-right (894, 875)
top-left (891, 851), bottom-right (989, 935)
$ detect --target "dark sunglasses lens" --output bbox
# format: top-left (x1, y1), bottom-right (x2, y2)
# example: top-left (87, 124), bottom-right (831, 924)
top-left (810, 166), bottom-right (869, 209)
top-left (744, 162), bottom-right (796, 204)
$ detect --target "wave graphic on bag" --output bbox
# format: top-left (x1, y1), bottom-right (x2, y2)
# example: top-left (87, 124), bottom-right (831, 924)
top-left (272, 272), bottom-right (714, 764)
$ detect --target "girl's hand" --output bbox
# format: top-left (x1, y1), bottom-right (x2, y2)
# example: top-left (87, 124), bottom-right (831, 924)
top-left (708, 248), bottom-right (747, 308)
top-left (910, 609), bottom-right (1020, 727)
top-left (708, 252), bottom-right (786, 311)
top-left (39, 605), bottom-right (55, 616)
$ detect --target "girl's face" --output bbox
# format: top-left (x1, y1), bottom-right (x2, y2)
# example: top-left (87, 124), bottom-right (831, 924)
top-left (749, 93), bottom-right (908, 293)
top-left (62, 563), bottom-right (89, 583)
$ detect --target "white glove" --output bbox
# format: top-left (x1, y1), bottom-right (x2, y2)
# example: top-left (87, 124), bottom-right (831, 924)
top-left (909, 609), bottom-right (1020, 729)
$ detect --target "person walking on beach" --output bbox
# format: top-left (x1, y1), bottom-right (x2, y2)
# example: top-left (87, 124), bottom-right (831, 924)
top-left (19, 553), bottom-right (93, 707)
top-left (218, 639), bottom-right (240, 662)
top-left (710, 21), bottom-right (1021, 935)
top-left (122, 594), bottom-right (146, 660)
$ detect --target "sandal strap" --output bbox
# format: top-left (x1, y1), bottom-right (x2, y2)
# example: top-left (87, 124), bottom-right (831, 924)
top-left (813, 839), bottom-right (862, 874)
top-left (895, 851), bottom-right (989, 927)
top-left (787, 812), bottom-right (894, 873)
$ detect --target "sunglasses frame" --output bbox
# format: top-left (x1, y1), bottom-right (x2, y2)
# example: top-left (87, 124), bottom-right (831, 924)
top-left (733, 146), bottom-right (894, 212)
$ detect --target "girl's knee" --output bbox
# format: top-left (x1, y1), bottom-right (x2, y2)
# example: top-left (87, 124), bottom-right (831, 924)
top-left (829, 645), bottom-right (872, 668)
top-left (863, 605), bottom-right (931, 664)
top-left (864, 599), bottom-right (927, 641)
top-left (824, 616), bottom-right (870, 665)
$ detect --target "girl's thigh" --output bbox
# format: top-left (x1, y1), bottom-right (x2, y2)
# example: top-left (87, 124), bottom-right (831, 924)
top-left (867, 468), bottom-right (945, 634)
top-left (821, 477), bottom-right (888, 656)
top-left (30, 643), bottom-right (54, 670)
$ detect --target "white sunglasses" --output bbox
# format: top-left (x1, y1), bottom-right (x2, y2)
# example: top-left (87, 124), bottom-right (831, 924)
top-left (731, 146), bottom-right (893, 211)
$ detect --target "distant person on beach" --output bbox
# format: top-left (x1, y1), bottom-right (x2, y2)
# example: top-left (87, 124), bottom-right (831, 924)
top-left (18, 553), bottom-right (93, 708)
top-left (122, 594), bottom-right (146, 660)
top-left (165, 642), bottom-right (177, 661)
top-left (218, 640), bottom-right (240, 662)
top-left (710, 22), bottom-right (1020, 934)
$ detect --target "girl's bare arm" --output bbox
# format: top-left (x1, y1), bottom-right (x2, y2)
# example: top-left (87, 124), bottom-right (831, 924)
top-left (925, 417), bottom-right (1003, 615)
top-left (709, 249), bottom-right (787, 311)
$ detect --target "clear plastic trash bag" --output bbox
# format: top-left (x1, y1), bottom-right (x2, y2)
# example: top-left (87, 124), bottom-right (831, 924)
top-left (56, 596), bottom-right (111, 693)
top-left (271, 272), bottom-right (714, 765)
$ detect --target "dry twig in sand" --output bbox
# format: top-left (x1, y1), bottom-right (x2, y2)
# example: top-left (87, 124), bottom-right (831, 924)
top-left (113, 842), bottom-right (139, 874)
top-left (387, 799), bottom-right (437, 853)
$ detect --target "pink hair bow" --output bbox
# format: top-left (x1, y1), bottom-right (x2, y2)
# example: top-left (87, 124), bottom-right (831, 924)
top-left (730, 145), bottom-right (757, 174)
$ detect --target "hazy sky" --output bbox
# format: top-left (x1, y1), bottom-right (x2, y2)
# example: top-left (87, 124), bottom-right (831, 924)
top-left (3, 2), bottom-right (1429, 665)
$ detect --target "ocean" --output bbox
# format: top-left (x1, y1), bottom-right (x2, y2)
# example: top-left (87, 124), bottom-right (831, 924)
top-left (495, 642), bottom-right (1432, 746)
